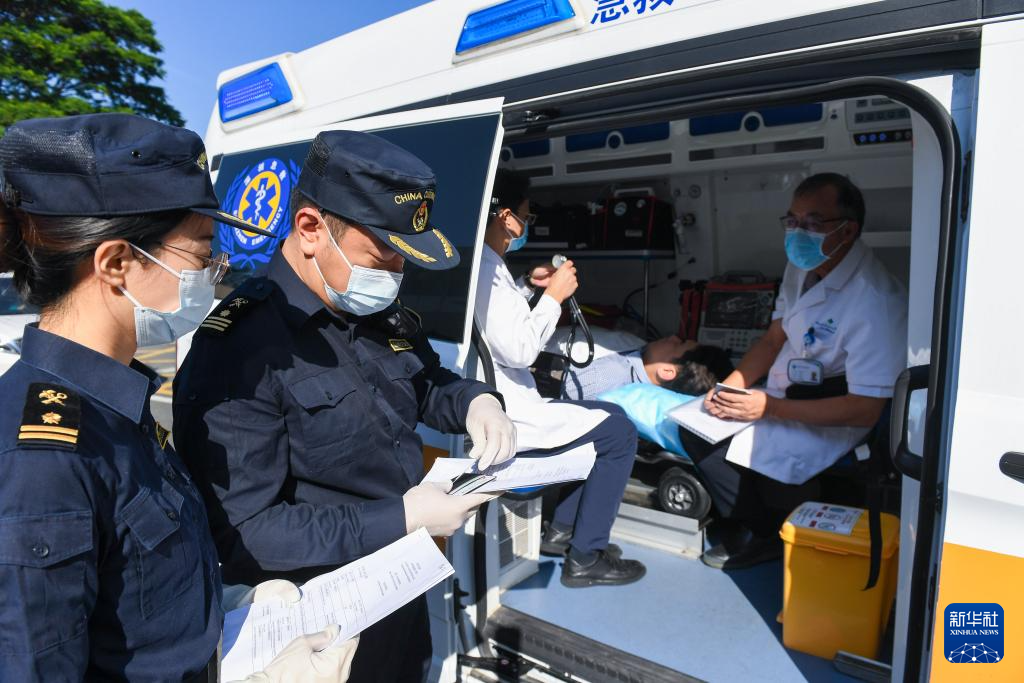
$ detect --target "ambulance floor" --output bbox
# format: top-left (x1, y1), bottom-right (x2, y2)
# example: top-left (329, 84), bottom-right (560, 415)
top-left (500, 540), bottom-right (865, 683)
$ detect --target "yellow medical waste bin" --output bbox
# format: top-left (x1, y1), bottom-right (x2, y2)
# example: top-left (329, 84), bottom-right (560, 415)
top-left (779, 502), bottom-right (900, 660)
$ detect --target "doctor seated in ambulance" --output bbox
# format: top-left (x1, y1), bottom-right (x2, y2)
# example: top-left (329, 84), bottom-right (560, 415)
top-left (679, 173), bottom-right (907, 570)
top-left (475, 169), bottom-right (646, 588)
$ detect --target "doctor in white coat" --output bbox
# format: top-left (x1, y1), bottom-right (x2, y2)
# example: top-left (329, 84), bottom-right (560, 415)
top-left (474, 169), bottom-right (646, 588)
top-left (679, 172), bottom-right (908, 569)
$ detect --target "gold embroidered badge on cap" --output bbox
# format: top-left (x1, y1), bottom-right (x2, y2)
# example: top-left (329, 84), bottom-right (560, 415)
top-left (433, 229), bottom-right (454, 258)
top-left (388, 235), bottom-right (436, 263)
top-left (412, 201), bottom-right (429, 233)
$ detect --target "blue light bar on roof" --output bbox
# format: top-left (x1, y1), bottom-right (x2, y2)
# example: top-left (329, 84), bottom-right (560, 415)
top-left (218, 63), bottom-right (294, 123)
top-left (456, 0), bottom-right (576, 54)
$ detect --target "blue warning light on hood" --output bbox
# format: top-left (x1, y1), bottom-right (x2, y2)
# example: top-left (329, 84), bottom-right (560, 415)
top-left (456, 0), bottom-right (576, 54)
top-left (218, 63), bottom-right (294, 123)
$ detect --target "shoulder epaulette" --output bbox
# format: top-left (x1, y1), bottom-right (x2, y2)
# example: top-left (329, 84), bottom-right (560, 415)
top-left (363, 299), bottom-right (423, 352)
top-left (19, 383), bottom-right (81, 450)
top-left (198, 277), bottom-right (272, 336)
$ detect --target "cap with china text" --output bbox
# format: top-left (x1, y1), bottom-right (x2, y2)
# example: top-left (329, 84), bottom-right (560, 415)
top-left (296, 130), bottom-right (459, 270)
top-left (0, 113), bottom-right (272, 236)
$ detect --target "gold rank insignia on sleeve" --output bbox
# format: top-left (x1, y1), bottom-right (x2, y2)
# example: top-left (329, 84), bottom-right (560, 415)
top-left (19, 383), bottom-right (81, 450)
top-left (388, 338), bottom-right (414, 353)
top-left (199, 296), bottom-right (251, 335)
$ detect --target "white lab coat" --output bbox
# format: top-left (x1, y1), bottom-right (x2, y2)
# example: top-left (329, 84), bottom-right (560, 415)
top-left (725, 240), bottom-right (908, 484)
top-left (474, 246), bottom-right (608, 451)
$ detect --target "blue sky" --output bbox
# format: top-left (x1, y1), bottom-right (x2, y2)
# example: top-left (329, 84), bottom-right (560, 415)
top-left (108, 0), bottom-right (432, 133)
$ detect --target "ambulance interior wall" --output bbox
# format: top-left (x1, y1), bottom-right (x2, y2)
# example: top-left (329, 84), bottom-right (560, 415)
top-left (520, 153), bottom-right (913, 341)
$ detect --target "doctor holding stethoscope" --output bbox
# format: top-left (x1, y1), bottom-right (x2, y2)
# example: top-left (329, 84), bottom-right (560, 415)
top-left (473, 168), bottom-right (647, 588)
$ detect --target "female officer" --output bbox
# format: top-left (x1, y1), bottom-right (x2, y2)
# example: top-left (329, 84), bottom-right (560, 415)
top-left (0, 114), bottom-right (356, 682)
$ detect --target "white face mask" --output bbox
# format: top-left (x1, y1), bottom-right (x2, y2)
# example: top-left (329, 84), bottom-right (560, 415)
top-left (312, 216), bottom-right (403, 316)
top-left (119, 245), bottom-right (216, 347)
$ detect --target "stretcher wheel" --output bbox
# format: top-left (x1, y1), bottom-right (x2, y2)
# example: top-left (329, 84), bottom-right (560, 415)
top-left (657, 467), bottom-right (711, 519)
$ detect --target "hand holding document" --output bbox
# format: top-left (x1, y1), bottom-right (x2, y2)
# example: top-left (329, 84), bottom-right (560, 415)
top-left (666, 397), bottom-right (753, 444)
top-left (220, 528), bottom-right (453, 681)
top-left (422, 443), bottom-right (597, 495)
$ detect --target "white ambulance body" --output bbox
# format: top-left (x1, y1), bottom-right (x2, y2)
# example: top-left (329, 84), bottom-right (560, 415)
top-left (198, 2), bottom-right (1024, 680)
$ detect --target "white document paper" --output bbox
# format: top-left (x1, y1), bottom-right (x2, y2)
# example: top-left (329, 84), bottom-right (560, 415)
top-left (220, 528), bottom-right (453, 680)
top-left (666, 398), bottom-right (753, 444)
top-left (422, 443), bottom-right (597, 494)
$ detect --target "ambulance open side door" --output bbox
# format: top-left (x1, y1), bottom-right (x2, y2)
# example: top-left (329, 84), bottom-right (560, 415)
top-left (918, 19), bottom-right (1024, 683)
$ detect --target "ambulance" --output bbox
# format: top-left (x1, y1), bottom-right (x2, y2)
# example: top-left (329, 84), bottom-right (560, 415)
top-left (193, 1), bottom-right (1024, 680)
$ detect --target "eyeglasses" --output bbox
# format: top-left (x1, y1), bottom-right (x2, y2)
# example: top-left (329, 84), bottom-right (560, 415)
top-left (778, 215), bottom-right (850, 233)
top-left (157, 243), bottom-right (231, 285)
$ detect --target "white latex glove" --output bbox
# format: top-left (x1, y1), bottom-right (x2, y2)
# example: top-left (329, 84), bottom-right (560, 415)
top-left (230, 624), bottom-right (359, 683)
top-left (403, 481), bottom-right (494, 536)
top-left (465, 394), bottom-right (516, 470)
top-left (237, 579), bottom-right (302, 608)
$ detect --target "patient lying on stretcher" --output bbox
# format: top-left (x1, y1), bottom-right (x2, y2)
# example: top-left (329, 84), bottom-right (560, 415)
top-left (542, 328), bottom-right (733, 455)
top-left (544, 327), bottom-right (734, 400)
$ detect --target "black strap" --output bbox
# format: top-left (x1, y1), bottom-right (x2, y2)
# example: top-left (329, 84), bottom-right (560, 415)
top-left (863, 420), bottom-right (887, 591)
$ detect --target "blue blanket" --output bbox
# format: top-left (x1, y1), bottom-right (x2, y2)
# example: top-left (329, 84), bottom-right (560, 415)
top-left (596, 383), bottom-right (696, 457)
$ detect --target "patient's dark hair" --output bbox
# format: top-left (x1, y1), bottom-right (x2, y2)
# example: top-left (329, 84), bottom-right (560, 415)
top-left (490, 168), bottom-right (531, 214)
top-left (794, 172), bottom-right (866, 235)
top-left (661, 345), bottom-right (734, 395)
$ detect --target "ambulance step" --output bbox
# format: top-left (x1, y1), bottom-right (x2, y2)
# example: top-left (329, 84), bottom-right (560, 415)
top-left (484, 606), bottom-right (702, 683)
top-left (611, 502), bottom-right (704, 558)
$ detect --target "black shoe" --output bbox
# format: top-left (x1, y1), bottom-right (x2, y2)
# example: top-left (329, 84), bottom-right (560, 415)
top-left (561, 550), bottom-right (646, 588)
top-left (701, 526), bottom-right (782, 570)
top-left (540, 524), bottom-right (621, 558)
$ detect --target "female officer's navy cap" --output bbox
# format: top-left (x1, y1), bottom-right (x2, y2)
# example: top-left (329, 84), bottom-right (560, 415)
top-left (296, 130), bottom-right (459, 270)
top-left (0, 112), bottom-right (272, 236)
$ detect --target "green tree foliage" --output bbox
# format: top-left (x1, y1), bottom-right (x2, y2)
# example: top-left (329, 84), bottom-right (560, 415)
top-left (0, 0), bottom-right (182, 133)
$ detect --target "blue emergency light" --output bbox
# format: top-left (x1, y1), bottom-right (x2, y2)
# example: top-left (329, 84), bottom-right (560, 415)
top-left (456, 0), bottom-right (576, 54)
top-left (218, 63), bottom-right (294, 123)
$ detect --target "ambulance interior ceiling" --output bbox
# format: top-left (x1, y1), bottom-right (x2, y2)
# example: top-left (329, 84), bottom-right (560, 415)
top-left (500, 96), bottom-right (913, 339)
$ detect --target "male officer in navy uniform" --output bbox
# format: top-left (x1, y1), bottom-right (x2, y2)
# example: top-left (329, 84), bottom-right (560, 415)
top-left (173, 131), bottom-right (516, 682)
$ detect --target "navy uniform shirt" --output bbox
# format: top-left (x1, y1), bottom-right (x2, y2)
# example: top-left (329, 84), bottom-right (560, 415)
top-left (173, 250), bottom-right (493, 585)
top-left (0, 326), bottom-right (222, 682)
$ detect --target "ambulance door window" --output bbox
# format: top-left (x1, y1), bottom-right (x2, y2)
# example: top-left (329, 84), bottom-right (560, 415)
top-left (371, 115), bottom-right (502, 343)
top-left (212, 100), bottom-right (505, 345)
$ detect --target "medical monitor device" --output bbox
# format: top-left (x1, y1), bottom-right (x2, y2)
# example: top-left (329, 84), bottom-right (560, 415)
top-left (697, 282), bottom-right (777, 355)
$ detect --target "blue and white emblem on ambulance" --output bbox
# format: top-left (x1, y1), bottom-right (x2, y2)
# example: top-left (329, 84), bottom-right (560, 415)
top-left (218, 157), bottom-right (302, 269)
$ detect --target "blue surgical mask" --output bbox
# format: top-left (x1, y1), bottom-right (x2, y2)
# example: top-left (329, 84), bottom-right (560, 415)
top-left (313, 217), bottom-right (403, 316)
top-left (784, 221), bottom-right (847, 271)
top-left (119, 245), bottom-right (216, 347)
top-left (505, 214), bottom-right (529, 254)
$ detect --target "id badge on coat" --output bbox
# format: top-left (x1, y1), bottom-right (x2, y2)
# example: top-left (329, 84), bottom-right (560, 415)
top-left (788, 358), bottom-right (824, 385)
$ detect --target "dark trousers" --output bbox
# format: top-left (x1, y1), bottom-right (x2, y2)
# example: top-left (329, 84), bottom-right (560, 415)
top-left (347, 595), bottom-right (431, 683)
top-left (679, 430), bottom-right (819, 538)
top-left (520, 401), bottom-right (638, 553)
